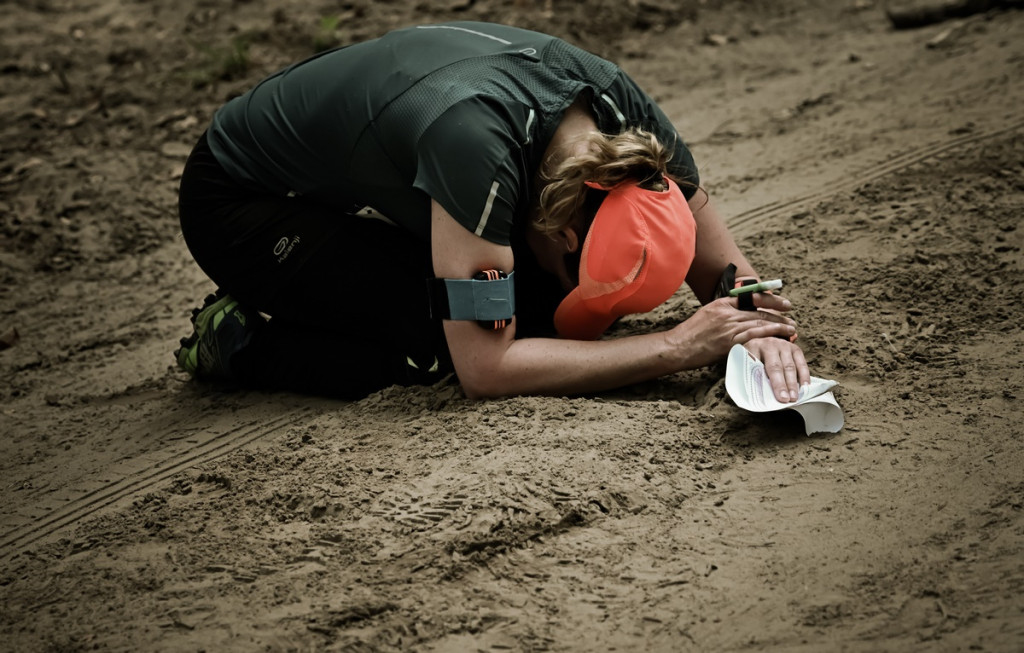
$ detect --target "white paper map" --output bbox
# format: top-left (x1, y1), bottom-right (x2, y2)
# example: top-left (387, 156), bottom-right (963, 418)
top-left (725, 344), bottom-right (844, 435)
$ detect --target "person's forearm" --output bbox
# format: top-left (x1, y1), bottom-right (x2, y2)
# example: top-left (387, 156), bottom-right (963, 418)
top-left (685, 194), bottom-right (759, 303)
top-left (445, 289), bottom-right (798, 399)
top-left (452, 328), bottom-right (687, 399)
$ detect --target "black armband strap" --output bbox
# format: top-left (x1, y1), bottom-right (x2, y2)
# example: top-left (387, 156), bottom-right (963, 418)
top-left (713, 263), bottom-right (738, 300)
top-left (427, 270), bottom-right (515, 330)
top-left (735, 278), bottom-right (758, 311)
top-left (714, 263), bottom-right (757, 311)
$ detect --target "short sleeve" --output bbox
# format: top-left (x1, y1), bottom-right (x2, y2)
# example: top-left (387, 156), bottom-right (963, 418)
top-left (413, 96), bottom-right (530, 246)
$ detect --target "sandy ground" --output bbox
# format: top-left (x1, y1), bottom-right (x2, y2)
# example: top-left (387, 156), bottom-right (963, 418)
top-left (1, 0), bottom-right (1023, 650)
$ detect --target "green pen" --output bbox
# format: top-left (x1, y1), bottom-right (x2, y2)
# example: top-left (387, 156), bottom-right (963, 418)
top-left (728, 279), bottom-right (784, 296)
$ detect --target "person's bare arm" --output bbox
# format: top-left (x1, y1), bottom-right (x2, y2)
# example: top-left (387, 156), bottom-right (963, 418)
top-left (431, 200), bottom-right (796, 399)
top-left (684, 192), bottom-right (760, 304)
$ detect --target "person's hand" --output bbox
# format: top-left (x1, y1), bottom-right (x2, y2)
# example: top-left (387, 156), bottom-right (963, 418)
top-left (743, 336), bottom-right (810, 403)
top-left (668, 293), bottom-right (797, 370)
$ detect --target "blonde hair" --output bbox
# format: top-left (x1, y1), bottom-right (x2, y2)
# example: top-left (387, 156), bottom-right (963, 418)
top-left (535, 128), bottom-right (675, 235)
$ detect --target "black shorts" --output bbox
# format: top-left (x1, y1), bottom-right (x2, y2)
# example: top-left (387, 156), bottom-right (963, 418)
top-left (178, 131), bottom-right (450, 390)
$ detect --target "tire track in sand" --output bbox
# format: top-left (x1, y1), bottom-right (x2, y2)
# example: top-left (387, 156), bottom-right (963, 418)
top-left (726, 120), bottom-right (1024, 236)
top-left (0, 406), bottom-right (312, 561)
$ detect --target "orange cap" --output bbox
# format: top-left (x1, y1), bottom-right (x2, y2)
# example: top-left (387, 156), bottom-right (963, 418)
top-left (554, 177), bottom-right (696, 340)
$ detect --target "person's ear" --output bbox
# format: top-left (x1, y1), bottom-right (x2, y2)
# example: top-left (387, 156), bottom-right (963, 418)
top-left (559, 227), bottom-right (580, 254)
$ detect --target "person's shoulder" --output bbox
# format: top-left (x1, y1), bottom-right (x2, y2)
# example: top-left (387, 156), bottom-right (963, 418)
top-left (415, 97), bottom-right (529, 246)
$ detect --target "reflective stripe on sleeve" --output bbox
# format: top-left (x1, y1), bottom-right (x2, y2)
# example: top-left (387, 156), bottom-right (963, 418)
top-left (601, 93), bottom-right (626, 131)
top-left (474, 181), bottom-right (500, 237)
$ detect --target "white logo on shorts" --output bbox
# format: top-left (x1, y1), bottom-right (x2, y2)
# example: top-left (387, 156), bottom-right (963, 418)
top-left (273, 235), bottom-right (301, 263)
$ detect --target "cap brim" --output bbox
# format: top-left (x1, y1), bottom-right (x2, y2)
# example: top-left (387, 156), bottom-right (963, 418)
top-left (553, 286), bottom-right (618, 341)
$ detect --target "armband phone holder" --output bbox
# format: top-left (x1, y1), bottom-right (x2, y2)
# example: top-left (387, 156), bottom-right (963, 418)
top-left (427, 269), bottom-right (515, 330)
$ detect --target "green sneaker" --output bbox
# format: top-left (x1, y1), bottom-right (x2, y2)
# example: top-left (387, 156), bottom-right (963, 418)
top-left (174, 292), bottom-right (263, 380)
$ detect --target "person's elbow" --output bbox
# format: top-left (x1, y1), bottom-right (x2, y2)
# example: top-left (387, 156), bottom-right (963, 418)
top-left (457, 364), bottom-right (510, 400)
top-left (454, 346), bottom-right (520, 399)
top-left (445, 325), bottom-right (518, 399)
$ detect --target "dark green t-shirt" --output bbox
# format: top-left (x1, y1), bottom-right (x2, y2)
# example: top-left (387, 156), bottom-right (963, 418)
top-left (208, 21), bottom-right (699, 246)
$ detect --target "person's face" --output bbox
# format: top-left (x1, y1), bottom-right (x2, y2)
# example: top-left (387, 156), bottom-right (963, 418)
top-left (525, 225), bottom-right (580, 293)
top-left (525, 187), bottom-right (601, 292)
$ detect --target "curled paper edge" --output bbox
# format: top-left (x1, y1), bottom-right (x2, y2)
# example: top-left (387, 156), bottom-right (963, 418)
top-left (725, 344), bottom-right (844, 435)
